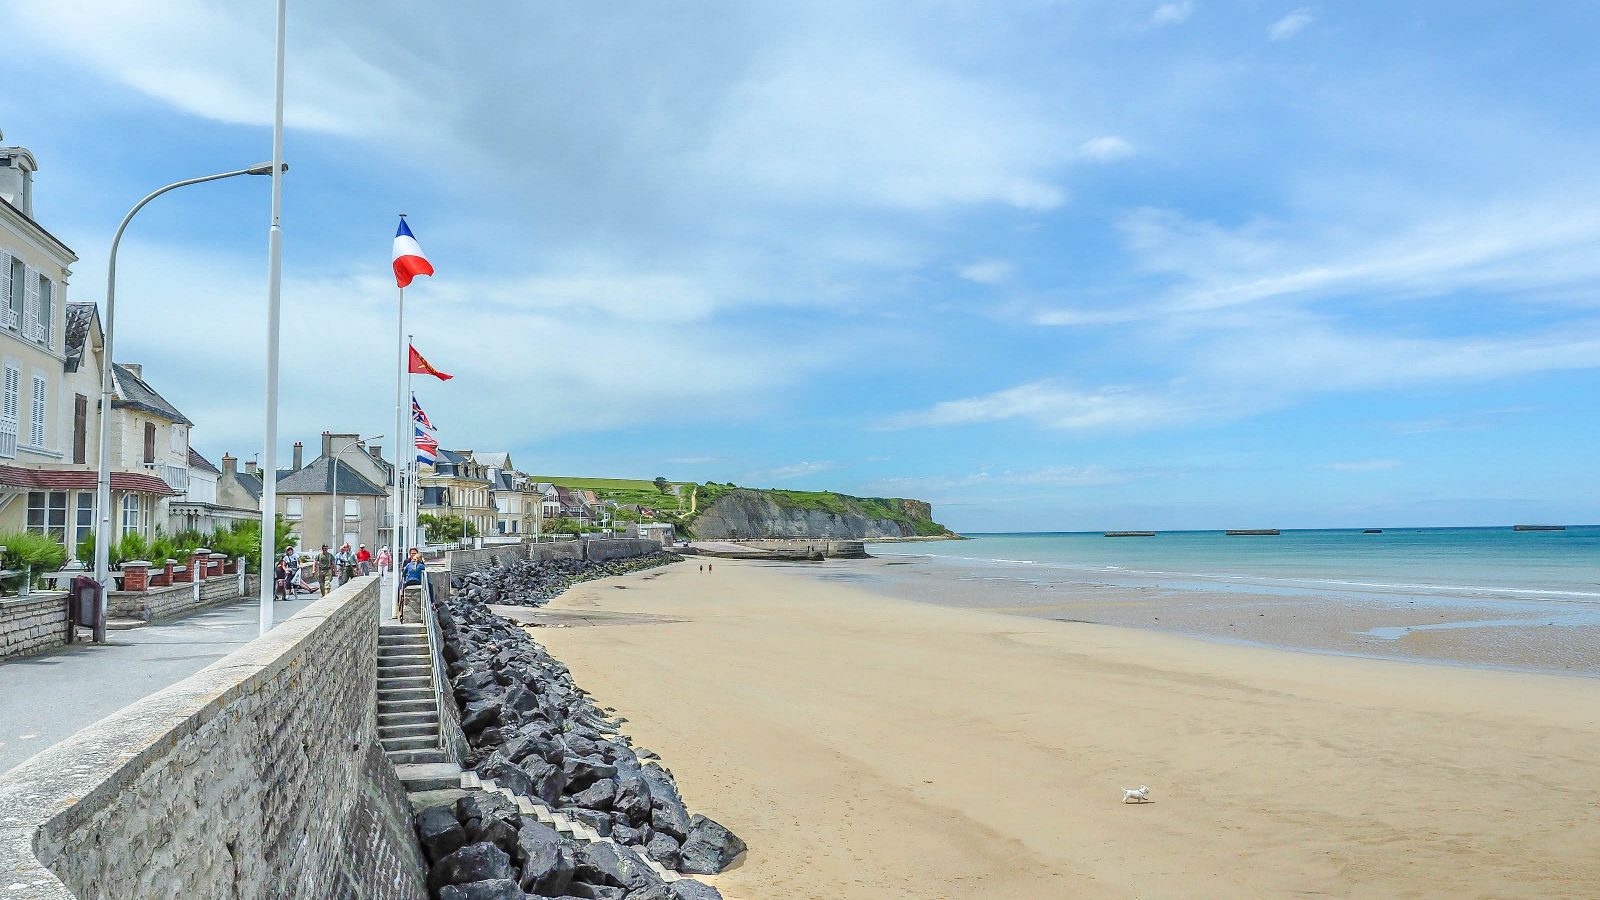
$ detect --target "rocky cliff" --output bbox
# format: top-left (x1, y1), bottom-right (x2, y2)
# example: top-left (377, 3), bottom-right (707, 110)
top-left (689, 489), bottom-right (955, 540)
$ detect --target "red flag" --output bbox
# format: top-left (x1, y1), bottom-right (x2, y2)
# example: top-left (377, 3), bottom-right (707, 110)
top-left (408, 344), bottom-right (453, 381)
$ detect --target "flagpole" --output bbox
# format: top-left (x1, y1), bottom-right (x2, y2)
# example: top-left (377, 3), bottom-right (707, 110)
top-left (394, 282), bottom-right (406, 577)
top-left (408, 333), bottom-right (417, 554)
top-left (259, 0), bottom-right (287, 637)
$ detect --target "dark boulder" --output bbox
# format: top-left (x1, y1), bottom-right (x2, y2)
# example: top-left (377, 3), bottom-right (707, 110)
top-left (608, 823), bottom-right (644, 846)
top-left (677, 815), bottom-right (746, 875)
top-left (516, 821), bottom-right (576, 895)
top-left (669, 881), bottom-right (725, 900)
top-left (427, 842), bottom-right (517, 894)
top-left (613, 772), bottom-right (652, 822)
top-left (415, 804), bottom-right (466, 864)
top-left (643, 833), bottom-right (680, 869)
top-left (462, 699), bottom-right (504, 732)
top-left (570, 777), bottom-right (618, 811)
top-left (438, 879), bottom-right (523, 900)
top-left (574, 841), bottom-right (655, 891)
top-left (570, 807), bottom-right (612, 837)
top-left (476, 757), bottom-right (537, 799)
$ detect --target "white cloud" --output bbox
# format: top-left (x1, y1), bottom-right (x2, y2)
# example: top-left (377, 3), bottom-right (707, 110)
top-left (1323, 460), bottom-right (1403, 472)
top-left (957, 259), bottom-right (1015, 284)
top-left (1269, 9), bottom-right (1316, 42)
top-left (883, 380), bottom-right (1208, 432)
top-left (1078, 136), bottom-right (1135, 161)
top-left (756, 461), bottom-right (837, 481)
top-left (1149, 2), bottom-right (1195, 27)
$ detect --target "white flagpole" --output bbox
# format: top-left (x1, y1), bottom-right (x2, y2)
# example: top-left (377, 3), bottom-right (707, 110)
top-left (407, 334), bottom-right (418, 554)
top-left (394, 282), bottom-right (406, 570)
top-left (259, 0), bottom-right (287, 636)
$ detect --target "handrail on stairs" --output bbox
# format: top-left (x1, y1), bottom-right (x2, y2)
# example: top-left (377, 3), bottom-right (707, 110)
top-left (420, 572), bottom-right (449, 751)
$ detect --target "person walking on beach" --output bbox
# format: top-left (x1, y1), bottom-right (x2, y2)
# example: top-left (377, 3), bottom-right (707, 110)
top-left (315, 545), bottom-right (335, 596)
top-left (356, 543), bottom-right (372, 576)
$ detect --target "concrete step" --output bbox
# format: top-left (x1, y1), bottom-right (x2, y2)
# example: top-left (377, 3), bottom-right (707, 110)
top-left (105, 617), bottom-right (148, 631)
top-left (378, 698), bottom-right (435, 715)
top-left (407, 788), bottom-right (468, 813)
top-left (378, 675), bottom-right (431, 691)
top-left (380, 632), bottom-right (427, 644)
top-left (377, 663), bottom-right (431, 678)
top-left (381, 734), bottom-right (437, 752)
top-left (379, 644), bottom-right (428, 657)
top-left (380, 624), bottom-right (426, 636)
top-left (395, 762), bottom-right (464, 792)
top-left (380, 722), bottom-right (438, 740)
top-left (386, 748), bottom-right (453, 765)
top-left (377, 654), bottom-right (431, 667)
top-left (380, 711), bottom-right (440, 729)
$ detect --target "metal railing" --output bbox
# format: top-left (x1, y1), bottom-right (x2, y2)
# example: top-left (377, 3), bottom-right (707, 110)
top-left (419, 570), bottom-right (449, 751)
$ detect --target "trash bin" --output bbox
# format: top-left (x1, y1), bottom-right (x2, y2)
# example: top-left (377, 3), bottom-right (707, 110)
top-left (70, 575), bottom-right (102, 639)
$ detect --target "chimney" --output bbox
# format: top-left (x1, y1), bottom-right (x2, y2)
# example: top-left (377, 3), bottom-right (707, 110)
top-left (222, 453), bottom-right (237, 477)
top-left (292, 441), bottom-right (303, 471)
top-left (368, 445), bottom-right (382, 461)
top-left (123, 362), bottom-right (143, 381)
top-left (245, 460), bottom-right (258, 476)
top-left (321, 431), bottom-right (333, 460)
top-left (0, 138), bottom-right (39, 218)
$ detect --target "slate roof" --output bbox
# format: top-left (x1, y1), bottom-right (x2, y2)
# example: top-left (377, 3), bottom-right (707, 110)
top-left (234, 470), bottom-right (263, 501)
top-left (474, 451), bottom-right (511, 469)
top-left (111, 363), bottom-right (193, 425)
top-left (275, 458), bottom-right (387, 496)
top-left (0, 465), bottom-right (177, 495)
top-left (187, 447), bottom-right (221, 475)
top-left (64, 302), bottom-right (99, 372)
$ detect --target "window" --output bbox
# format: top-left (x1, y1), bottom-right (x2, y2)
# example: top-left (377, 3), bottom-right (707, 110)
top-left (29, 375), bottom-right (45, 447)
top-left (143, 421), bottom-right (156, 463)
top-left (170, 424), bottom-right (184, 453)
top-left (34, 276), bottom-right (51, 343)
top-left (26, 491), bottom-right (67, 541)
top-left (344, 497), bottom-right (360, 519)
top-left (285, 497), bottom-right (303, 520)
top-left (121, 494), bottom-right (142, 537)
top-left (75, 492), bottom-right (94, 555)
top-left (73, 394), bottom-right (87, 464)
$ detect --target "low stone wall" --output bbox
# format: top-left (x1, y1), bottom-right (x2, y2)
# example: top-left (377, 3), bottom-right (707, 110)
top-left (735, 539), bottom-right (869, 559)
top-left (447, 538), bottom-right (659, 575)
top-left (108, 573), bottom-right (261, 622)
top-left (0, 593), bottom-right (71, 660)
top-left (0, 576), bottom-right (428, 900)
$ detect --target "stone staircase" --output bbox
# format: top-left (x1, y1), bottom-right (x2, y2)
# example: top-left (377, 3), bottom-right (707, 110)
top-left (377, 623), bottom-right (462, 794)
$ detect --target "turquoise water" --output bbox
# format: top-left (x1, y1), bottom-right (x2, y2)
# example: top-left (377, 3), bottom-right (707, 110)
top-left (875, 527), bottom-right (1600, 602)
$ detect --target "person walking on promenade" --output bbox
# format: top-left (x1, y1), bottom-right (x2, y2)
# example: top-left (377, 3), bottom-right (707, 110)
top-left (273, 558), bottom-right (291, 600)
top-left (376, 546), bottom-right (392, 575)
top-left (315, 544), bottom-right (336, 597)
top-left (336, 543), bottom-right (356, 585)
top-left (356, 543), bottom-right (372, 576)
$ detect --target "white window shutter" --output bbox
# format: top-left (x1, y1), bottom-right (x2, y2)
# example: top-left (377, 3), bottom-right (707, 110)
top-left (30, 376), bottom-right (45, 446)
top-left (3, 366), bottom-right (18, 422)
top-left (21, 267), bottom-right (38, 341)
top-left (0, 254), bottom-right (10, 322)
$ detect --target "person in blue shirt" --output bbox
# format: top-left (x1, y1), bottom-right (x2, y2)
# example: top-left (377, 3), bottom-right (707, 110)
top-left (400, 548), bottom-right (426, 590)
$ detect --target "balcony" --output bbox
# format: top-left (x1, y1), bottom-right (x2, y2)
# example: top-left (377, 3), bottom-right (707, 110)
top-left (145, 462), bottom-right (188, 492)
top-left (0, 419), bottom-right (15, 459)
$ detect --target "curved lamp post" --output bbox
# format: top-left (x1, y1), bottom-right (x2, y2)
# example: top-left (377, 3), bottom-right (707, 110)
top-left (92, 162), bottom-right (284, 643)
top-left (329, 434), bottom-right (382, 563)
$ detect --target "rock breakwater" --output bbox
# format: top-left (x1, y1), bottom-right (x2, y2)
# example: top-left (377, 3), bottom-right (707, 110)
top-left (416, 569), bottom-right (742, 899)
top-left (452, 552), bottom-right (682, 608)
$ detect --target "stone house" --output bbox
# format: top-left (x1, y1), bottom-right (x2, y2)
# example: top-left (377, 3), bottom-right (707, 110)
top-left (168, 447), bottom-right (257, 535)
top-left (0, 134), bottom-right (175, 558)
top-left (273, 434), bottom-right (392, 552)
top-left (417, 448), bottom-right (495, 540)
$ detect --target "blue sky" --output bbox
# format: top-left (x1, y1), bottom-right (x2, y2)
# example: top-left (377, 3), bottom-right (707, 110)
top-left (5, 1), bottom-right (1598, 531)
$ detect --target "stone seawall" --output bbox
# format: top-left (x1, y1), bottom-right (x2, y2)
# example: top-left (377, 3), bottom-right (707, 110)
top-left (0, 576), bottom-right (428, 899)
top-left (0, 594), bottom-right (70, 660)
top-left (447, 539), bottom-right (661, 576)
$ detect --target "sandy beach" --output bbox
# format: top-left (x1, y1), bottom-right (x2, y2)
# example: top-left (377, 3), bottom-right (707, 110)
top-left (533, 557), bottom-right (1600, 899)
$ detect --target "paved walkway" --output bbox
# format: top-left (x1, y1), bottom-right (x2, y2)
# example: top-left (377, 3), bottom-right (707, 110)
top-left (0, 591), bottom-right (323, 775)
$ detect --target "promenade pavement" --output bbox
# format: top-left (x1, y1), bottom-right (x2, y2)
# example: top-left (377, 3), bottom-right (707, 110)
top-left (0, 591), bottom-right (323, 775)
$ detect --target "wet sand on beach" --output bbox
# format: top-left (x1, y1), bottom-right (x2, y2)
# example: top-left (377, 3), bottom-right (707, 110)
top-left (533, 557), bottom-right (1600, 899)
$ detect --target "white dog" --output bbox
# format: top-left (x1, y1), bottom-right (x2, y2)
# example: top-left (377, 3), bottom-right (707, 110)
top-left (1121, 785), bottom-right (1151, 804)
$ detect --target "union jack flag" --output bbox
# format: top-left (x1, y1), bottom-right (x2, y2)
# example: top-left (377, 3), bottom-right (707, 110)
top-left (411, 395), bottom-right (433, 430)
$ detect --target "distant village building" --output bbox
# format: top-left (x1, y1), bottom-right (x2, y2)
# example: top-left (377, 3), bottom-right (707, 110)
top-left (273, 433), bottom-right (392, 551)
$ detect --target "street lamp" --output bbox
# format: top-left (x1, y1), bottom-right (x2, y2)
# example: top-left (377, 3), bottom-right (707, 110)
top-left (330, 434), bottom-right (381, 558)
top-left (91, 162), bottom-right (286, 643)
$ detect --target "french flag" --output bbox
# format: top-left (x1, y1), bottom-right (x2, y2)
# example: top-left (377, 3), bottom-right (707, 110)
top-left (415, 427), bottom-right (438, 466)
top-left (393, 217), bottom-right (434, 288)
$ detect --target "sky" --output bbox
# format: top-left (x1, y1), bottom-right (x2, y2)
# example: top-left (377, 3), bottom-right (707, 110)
top-left (5, 0), bottom-right (1598, 532)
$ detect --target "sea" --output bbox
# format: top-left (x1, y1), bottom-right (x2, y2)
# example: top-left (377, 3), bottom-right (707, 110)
top-left (863, 526), bottom-right (1600, 675)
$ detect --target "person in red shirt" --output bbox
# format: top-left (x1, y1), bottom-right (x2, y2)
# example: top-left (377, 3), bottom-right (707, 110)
top-left (356, 543), bottom-right (373, 576)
